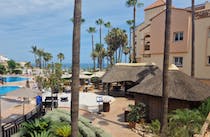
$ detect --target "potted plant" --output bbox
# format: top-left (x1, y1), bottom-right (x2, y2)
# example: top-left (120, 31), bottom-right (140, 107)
top-left (127, 102), bottom-right (146, 128)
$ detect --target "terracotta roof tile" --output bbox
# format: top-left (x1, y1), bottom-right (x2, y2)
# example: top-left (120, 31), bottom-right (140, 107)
top-left (144, 0), bottom-right (165, 11)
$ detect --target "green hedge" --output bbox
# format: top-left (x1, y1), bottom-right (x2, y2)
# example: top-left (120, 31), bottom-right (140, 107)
top-left (43, 109), bottom-right (111, 137)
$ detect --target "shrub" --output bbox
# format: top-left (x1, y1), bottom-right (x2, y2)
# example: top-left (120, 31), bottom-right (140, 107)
top-left (199, 97), bottom-right (210, 118)
top-left (29, 131), bottom-right (52, 137)
top-left (18, 109), bottom-right (111, 137)
top-left (12, 69), bottom-right (22, 74)
top-left (52, 123), bottom-right (71, 137)
top-left (127, 103), bottom-right (146, 123)
top-left (168, 109), bottom-right (204, 137)
top-left (149, 119), bottom-right (160, 135)
top-left (78, 121), bottom-right (96, 137)
top-left (0, 64), bottom-right (6, 74)
top-left (43, 109), bottom-right (70, 123)
top-left (19, 118), bottom-right (51, 136)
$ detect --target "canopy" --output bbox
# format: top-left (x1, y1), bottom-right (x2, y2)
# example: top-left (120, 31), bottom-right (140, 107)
top-left (81, 71), bottom-right (93, 75)
top-left (5, 87), bottom-right (41, 115)
top-left (61, 74), bottom-right (72, 79)
top-left (79, 74), bottom-right (91, 79)
top-left (91, 71), bottom-right (105, 78)
top-left (6, 87), bottom-right (41, 98)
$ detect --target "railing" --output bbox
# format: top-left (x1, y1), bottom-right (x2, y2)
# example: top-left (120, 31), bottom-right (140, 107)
top-left (1, 105), bottom-right (44, 137)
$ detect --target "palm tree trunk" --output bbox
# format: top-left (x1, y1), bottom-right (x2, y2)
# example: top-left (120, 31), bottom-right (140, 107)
top-left (92, 34), bottom-right (96, 71)
top-left (125, 55), bottom-right (127, 63)
top-left (34, 55), bottom-right (37, 67)
top-left (160, 0), bottom-right (172, 136)
top-left (132, 6), bottom-right (137, 63)
top-left (71, 0), bottom-right (81, 136)
top-left (191, 0), bottom-right (195, 77)
top-left (129, 28), bottom-right (132, 63)
top-left (120, 47), bottom-right (123, 62)
top-left (118, 48), bottom-right (121, 63)
top-left (100, 26), bottom-right (102, 45)
top-left (115, 51), bottom-right (117, 63)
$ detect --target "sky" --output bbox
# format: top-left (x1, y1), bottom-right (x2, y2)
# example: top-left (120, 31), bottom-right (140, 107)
top-left (0, 0), bottom-right (208, 64)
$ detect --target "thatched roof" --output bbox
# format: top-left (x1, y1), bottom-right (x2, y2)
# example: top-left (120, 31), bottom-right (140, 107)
top-left (102, 63), bottom-right (160, 83)
top-left (128, 70), bottom-right (210, 101)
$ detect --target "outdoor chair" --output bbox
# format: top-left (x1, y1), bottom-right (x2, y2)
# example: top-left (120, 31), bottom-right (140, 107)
top-left (60, 97), bottom-right (68, 102)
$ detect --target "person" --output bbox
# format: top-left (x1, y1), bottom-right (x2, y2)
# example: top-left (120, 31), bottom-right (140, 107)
top-left (36, 95), bottom-right (43, 115)
top-left (26, 79), bottom-right (30, 88)
top-left (36, 95), bottom-right (42, 106)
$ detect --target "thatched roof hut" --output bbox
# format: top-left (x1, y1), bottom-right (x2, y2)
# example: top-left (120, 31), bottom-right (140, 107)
top-left (128, 70), bottom-right (210, 101)
top-left (102, 63), bottom-right (160, 83)
top-left (128, 70), bottom-right (210, 121)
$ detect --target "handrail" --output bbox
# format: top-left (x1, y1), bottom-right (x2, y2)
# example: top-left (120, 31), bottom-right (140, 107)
top-left (1, 105), bottom-right (43, 137)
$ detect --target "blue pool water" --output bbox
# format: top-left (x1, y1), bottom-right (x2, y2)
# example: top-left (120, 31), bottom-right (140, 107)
top-left (2, 77), bottom-right (28, 82)
top-left (0, 86), bottom-right (20, 95)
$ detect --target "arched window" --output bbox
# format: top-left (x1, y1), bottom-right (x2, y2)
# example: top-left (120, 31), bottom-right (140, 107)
top-left (144, 35), bottom-right (151, 50)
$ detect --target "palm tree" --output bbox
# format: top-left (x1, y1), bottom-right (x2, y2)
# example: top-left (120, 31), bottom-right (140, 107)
top-left (126, 0), bottom-right (143, 63)
top-left (30, 45), bottom-right (38, 67)
top-left (105, 28), bottom-right (128, 63)
top-left (36, 49), bottom-right (44, 69)
top-left (87, 27), bottom-right (96, 71)
top-left (71, 0), bottom-right (81, 136)
top-left (160, 0), bottom-right (172, 136)
top-left (96, 18), bottom-right (104, 45)
top-left (95, 43), bottom-right (104, 70)
top-left (191, 0), bottom-right (195, 77)
top-left (43, 52), bottom-right (53, 68)
top-left (123, 46), bottom-right (130, 63)
top-left (57, 53), bottom-right (65, 64)
top-left (91, 51), bottom-right (98, 69)
top-left (104, 21), bottom-right (112, 33)
top-left (126, 20), bottom-right (134, 63)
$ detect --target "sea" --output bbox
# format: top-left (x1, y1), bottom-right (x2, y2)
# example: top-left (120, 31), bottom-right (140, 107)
top-left (62, 63), bottom-right (93, 70)
top-left (62, 63), bottom-right (108, 70)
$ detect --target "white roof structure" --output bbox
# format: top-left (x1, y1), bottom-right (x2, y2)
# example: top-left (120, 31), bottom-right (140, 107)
top-left (0, 55), bottom-right (10, 62)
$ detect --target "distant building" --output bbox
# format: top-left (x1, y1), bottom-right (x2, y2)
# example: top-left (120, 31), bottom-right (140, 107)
top-left (0, 55), bottom-right (9, 63)
top-left (135, 0), bottom-right (210, 84)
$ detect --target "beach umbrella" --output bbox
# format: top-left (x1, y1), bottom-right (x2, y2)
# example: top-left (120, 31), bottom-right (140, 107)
top-left (79, 74), bottom-right (91, 79)
top-left (81, 71), bottom-right (93, 75)
top-left (91, 71), bottom-right (105, 78)
top-left (61, 74), bottom-right (72, 79)
top-left (5, 87), bottom-right (41, 115)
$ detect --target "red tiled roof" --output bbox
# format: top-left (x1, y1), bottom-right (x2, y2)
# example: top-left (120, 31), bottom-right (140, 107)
top-left (144, 0), bottom-right (165, 11)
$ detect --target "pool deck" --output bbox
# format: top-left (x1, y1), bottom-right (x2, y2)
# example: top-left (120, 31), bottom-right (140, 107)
top-left (0, 75), bottom-right (36, 119)
top-left (0, 77), bottom-right (141, 137)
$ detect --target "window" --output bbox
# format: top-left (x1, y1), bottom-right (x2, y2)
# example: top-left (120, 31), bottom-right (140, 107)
top-left (174, 32), bottom-right (183, 42)
top-left (208, 56), bottom-right (210, 65)
top-left (144, 42), bottom-right (150, 50)
top-left (144, 34), bottom-right (151, 51)
top-left (174, 57), bottom-right (183, 67)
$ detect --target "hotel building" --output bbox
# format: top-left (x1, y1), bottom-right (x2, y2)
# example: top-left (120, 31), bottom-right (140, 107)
top-left (135, 0), bottom-right (210, 84)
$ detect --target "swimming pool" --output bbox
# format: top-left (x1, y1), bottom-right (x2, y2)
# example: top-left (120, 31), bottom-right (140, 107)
top-left (1, 77), bottom-right (28, 82)
top-left (0, 86), bottom-right (20, 95)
